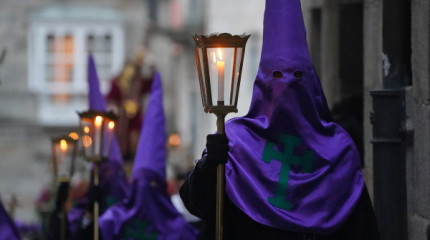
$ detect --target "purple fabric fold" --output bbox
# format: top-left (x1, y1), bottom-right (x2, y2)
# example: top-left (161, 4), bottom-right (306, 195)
top-left (0, 199), bottom-right (21, 240)
top-left (99, 73), bottom-right (198, 240)
top-left (221, 0), bottom-right (364, 234)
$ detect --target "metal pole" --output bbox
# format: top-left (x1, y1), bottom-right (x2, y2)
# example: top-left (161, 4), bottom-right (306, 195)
top-left (60, 203), bottom-right (66, 240)
top-left (93, 164), bottom-right (99, 240)
top-left (215, 114), bottom-right (226, 240)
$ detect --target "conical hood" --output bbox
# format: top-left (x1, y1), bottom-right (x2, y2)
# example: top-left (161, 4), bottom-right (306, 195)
top-left (222, 0), bottom-right (364, 233)
top-left (260, 0), bottom-right (312, 73)
top-left (99, 73), bottom-right (198, 240)
top-left (131, 72), bottom-right (166, 181)
top-left (87, 54), bottom-right (123, 165)
top-left (86, 54), bottom-right (128, 211)
top-left (88, 55), bottom-right (107, 111)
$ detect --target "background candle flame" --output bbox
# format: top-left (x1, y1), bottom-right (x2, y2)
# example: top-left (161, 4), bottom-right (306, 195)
top-left (108, 121), bottom-right (115, 130)
top-left (59, 139), bottom-right (68, 152)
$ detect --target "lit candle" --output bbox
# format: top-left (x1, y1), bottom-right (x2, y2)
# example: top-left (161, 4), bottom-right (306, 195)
top-left (94, 116), bottom-right (103, 155)
top-left (59, 139), bottom-right (68, 162)
top-left (59, 139), bottom-right (68, 176)
top-left (108, 121), bottom-right (115, 131)
top-left (216, 48), bottom-right (225, 104)
top-left (104, 121), bottom-right (115, 156)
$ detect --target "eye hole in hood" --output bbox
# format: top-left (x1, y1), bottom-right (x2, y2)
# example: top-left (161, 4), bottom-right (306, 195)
top-left (294, 70), bottom-right (302, 79)
top-left (272, 71), bottom-right (283, 79)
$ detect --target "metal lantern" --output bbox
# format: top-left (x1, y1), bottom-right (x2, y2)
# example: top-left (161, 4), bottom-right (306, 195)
top-left (51, 135), bottom-right (78, 182)
top-left (77, 109), bottom-right (118, 240)
top-left (193, 33), bottom-right (250, 114)
top-left (193, 33), bottom-right (250, 240)
top-left (51, 134), bottom-right (78, 240)
top-left (77, 110), bottom-right (118, 163)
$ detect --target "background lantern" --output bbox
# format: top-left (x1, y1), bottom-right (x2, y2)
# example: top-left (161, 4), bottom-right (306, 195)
top-left (51, 135), bottom-right (78, 182)
top-left (51, 134), bottom-right (77, 240)
top-left (77, 109), bottom-right (118, 240)
top-left (193, 33), bottom-right (250, 240)
top-left (77, 110), bottom-right (118, 163)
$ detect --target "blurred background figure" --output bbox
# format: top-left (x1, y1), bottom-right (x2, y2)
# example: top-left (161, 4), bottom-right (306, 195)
top-left (107, 49), bottom-right (154, 162)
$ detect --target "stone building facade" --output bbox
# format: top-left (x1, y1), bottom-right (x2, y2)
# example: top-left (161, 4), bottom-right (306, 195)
top-left (300, 0), bottom-right (430, 239)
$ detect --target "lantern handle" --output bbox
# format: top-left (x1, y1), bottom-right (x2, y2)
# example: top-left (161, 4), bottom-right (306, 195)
top-left (215, 113), bottom-right (226, 240)
top-left (93, 164), bottom-right (100, 240)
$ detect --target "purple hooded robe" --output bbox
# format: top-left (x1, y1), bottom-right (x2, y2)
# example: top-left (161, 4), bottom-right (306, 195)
top-left (99, 73), bottom-right (198, 240)
top-left (221, 0), bottom-right (364, 234)
top-left (68, 55), bottom-right (130, 237)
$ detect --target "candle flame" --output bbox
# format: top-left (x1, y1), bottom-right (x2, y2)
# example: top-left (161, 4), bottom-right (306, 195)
top-left (69, 132), bottom-right (79, 140)
top-left (168, 133), bottom-right (181, 148)
top-left (108, 121), bottom-right (115, 130)
top-left (60, 139), bottom-right (68, 152)
top-left (82, 136), bottom-right (92, 148)
top-left (95, 116), bottom-right (103, 127)
top-left (83, 126), bottom-right (90, 134)
top-left (217, 48), bottom-right (223, 61)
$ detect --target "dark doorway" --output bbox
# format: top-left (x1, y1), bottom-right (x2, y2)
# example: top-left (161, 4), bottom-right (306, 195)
top-left (332, 3), bottom-right (364, 165)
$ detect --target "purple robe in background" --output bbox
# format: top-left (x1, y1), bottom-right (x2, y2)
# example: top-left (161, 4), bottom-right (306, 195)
top-left (0, 198), bottom-right (20, 240)
top-left (220, 0), bottom-right (364, 234)
top-left (68, 55), bottom-right (130, 237)
top-left (99, 73), bottom-right (198, 240)
top-left (87, 54), bottom-right (129, 210)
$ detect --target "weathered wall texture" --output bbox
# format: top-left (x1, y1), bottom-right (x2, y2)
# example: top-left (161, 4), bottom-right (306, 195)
top-left (363, 0), bottom-right (382, 201)
top-left (409, 0), bottom-right (430, 239)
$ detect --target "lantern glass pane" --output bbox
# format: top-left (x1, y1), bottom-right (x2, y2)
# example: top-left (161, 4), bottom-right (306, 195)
top-left (79, 115), bottom-right (116, 162)
top-left (80, 117), bottom-right (97, 161)
top-left (207, 47), bottom-right (235, 106)
top-left (53, 140), bottom-right (75, 179)
top-left (197, 48), bottom-right (208, 107)
top-left (102, 120), bottom-right (115, 159)
top-left (231, 47), bottom-right (243, 106)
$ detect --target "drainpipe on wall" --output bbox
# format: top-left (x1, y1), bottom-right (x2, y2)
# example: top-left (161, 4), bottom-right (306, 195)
top-left (370, 0), bottom-right (411, 239)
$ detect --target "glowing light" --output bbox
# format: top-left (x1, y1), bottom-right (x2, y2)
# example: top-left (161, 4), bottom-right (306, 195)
top-left (168, 133), bottom-right (181, 148)
top-left (60, 139), bottom-right (68, 152)
top-left (83, 126), bottom-right (90, 134)
top-left (217, 48), bottom-right (223, 60)
top-left (69, 132), bottom-right (79, 140)
top-left (212, 52), bottom-right (217, 63)
top-left (108, 121), bottom-right (115, 130)
top-left (124, 100), bottom-right (138, 117)
top-left (82, 136), bottom-right (92, 147)
top-left (95, 116), bottom-right (103, 127)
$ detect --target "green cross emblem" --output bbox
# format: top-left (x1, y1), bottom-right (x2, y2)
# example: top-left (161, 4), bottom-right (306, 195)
top-left (123, 219), bottom-right (158, 240)
top-left (101, 196), bottom-right (118, 213)
top-left (262, 134), bottom-right (314, 210)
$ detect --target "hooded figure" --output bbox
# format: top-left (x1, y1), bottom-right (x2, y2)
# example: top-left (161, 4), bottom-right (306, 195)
top-left (180, 0), bottom-right (379, 239)
top-left (67, 55), bottom-right (130, 239)
top-left (0, 198), bottom-right (20, 240)
top-left (99, 73), bottom-right (199, 240)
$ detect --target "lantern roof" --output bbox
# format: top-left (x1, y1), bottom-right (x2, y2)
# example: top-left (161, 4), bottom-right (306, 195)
top-left (77, 109), bottom-right (119, 120)
top-left (51, 135), bottom-right (78, 144)
top-left (193, 33), bottom-right (250, 47)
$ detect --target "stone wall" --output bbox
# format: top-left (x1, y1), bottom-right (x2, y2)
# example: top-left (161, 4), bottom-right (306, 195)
top-left (409, 0), bottom-right (430, 238)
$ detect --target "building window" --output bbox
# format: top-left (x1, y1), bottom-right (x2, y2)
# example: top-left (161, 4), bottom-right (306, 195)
top-left (87, 34), bottom-right (113, 84)
top-left (28, 6), bottom-right (125, 126)
top-left (46, 34), bottom-right (75, 103)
